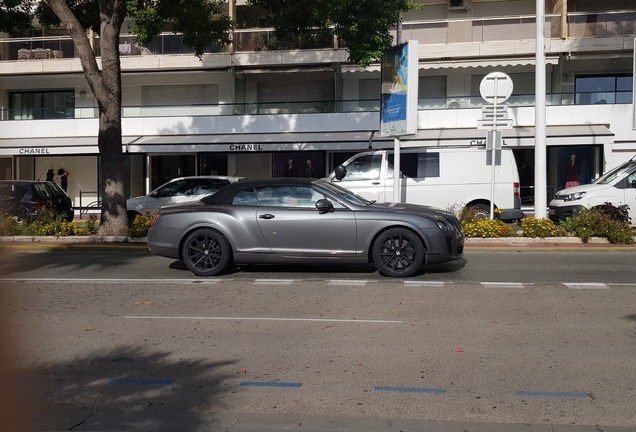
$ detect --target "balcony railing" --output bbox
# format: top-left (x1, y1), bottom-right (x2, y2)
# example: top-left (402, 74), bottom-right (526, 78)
top-left (2, 91), bottom-right (632, 120)
top-left (1, 11), bottom-right (634, 62)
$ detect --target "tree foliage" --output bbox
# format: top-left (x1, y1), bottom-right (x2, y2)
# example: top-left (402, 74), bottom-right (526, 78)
top-left (249, 0), bottom-right (415, 66)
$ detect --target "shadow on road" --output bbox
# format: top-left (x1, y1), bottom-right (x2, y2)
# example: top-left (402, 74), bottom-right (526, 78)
top-left (14, 345), bottom-right (237, 431)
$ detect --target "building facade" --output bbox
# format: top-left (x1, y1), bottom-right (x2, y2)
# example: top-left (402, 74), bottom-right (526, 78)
top-left (0, 0), bottom-right (634, 212)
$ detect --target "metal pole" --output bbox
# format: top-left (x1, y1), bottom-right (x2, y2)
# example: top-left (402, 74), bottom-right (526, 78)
top-left (393, 137), bottom-right (401, 203)
top-left (534, 0), bottom-right (547, 218)
top-left (490, 77), bottom-right (498, 220)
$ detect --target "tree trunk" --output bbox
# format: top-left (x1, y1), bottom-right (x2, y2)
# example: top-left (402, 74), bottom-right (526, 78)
top-left (43, 0), bottom-right (128, 236)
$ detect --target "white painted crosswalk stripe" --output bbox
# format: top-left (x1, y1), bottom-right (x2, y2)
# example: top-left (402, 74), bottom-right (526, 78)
top-left (404, 281), bottom-right (447, 287)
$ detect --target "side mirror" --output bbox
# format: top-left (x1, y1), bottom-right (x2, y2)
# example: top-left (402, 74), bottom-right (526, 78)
top-left (334, 165), bottom-right (347, 181)
top-left (315, 199), bottom-right (334, 214)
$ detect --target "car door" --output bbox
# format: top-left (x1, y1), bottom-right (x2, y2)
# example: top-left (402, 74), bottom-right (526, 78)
top-left (337, 154), bottom-right (387, 202)
top-left (254, 185), bottom-right (358, 257)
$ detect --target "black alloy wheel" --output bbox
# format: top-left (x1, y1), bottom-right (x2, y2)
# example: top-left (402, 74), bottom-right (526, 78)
top-left (372, 228), bottom-right (425, 277)
top-left (181, 228), bottom-right (233, 276)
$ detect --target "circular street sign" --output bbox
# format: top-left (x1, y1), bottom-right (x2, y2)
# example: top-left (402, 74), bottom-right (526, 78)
top-left (480, 72), bottom-right (514, 103)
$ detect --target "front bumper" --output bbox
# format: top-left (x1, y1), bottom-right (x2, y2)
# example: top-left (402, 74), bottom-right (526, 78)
top-left (548, 204), bottom-right (585, 223)
top-left (500, 209), bottom-right (525, 222)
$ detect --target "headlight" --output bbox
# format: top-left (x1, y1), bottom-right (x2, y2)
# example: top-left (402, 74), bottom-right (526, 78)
top-left (558, 191), bottom-right (586, 202)
top-left (436, 219), bottom-right (453, 232)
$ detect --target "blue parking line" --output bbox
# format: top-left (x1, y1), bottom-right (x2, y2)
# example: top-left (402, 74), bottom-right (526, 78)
top-left (240, 381), bottom-right (302, 388)
top-left (517, 391), bottom-right (589, 399)
top-left (110, 378), bottom-right (173, 385)
top-left (374, 386), bottom-right (444, 394)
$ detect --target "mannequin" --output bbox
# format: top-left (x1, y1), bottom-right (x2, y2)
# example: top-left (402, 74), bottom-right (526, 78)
top-left (565, 154), bottom-right (580, 188)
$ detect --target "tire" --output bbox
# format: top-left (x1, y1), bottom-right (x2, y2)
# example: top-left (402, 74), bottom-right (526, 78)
top-left (181, 228), bottom-right (233, 277)
top-left (372, 228), bottom-right (425, 278)
top-left (472, 203), bottom-right (491, 220)
top-left (65, 210), bottom-right (74, 223)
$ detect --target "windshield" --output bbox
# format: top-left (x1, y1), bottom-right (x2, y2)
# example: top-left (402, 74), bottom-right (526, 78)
top-left (594, 161), bottom-right (636, 185)
top-left (315, 181), bottom-right (374, 206)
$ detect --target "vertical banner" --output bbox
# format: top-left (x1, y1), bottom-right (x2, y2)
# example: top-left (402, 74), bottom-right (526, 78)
top-left (380, 40), bottom-right (419, 137)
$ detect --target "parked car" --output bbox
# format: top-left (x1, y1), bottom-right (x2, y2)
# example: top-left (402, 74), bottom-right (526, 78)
top-left (0, 180), bottom-right (74, 223)
top-left (549, 156), bottom-right (636, 226)
top-left (147, 178), bottom-right (464, 278)
top-left (324, 146), bottom-right (524, 221)
top-left (127, 175), bottom-right (247, 222)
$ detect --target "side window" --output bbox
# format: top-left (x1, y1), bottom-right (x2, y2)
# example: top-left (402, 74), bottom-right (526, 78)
top-left (158, 179), bottom-right (198, 197)
top-left (388, 153), bottom-right (440, 179)
top-left (627, 171), bottom-right (636, 188)
top-left (275, 186), bottom-right (317, 208)
top-left (232, 188), bottom-right (259, 206)
top-left (417, 153), bottom-right (440, 178)
top-left (342, 154), bottom-right (382, 181)
top-left (196, 179), bottom-right (229, 195)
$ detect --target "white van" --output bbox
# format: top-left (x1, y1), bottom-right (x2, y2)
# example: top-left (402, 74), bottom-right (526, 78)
top-left (325, 146), bottom-right (524, 221)
top-left (549, 157), bottom-right (636, 226)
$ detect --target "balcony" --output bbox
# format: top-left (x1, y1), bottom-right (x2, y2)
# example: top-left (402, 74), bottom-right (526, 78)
top-left (1, 11), bottom-right (634, 62)
top-left (1, 91), bottom-right (632, 121)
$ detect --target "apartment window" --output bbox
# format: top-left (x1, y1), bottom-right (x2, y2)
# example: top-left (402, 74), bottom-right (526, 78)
top-left (419, 76), bottom-right (446, 100)
top-left (359, 79), bottom-right (380, 100)
top-left (575, 75), bottom-right (633, 105)
top-left (142, 84), bottom-right (219, 106)
top-left (9, 90), bottom-right (74, 120)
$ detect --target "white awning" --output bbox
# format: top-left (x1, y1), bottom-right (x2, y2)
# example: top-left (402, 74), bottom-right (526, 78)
top-left (341, 57), bottom-right (559, 73)
top-left (0, 136), bottom-right (140, 156)
top-left (371, 125), bottom-right (614, 148)
top-left (129, 131), bottom-right (374, 153)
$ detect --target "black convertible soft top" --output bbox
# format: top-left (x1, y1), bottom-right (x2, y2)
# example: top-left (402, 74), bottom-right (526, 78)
top-left (201, 177), bottom-right (322, 205)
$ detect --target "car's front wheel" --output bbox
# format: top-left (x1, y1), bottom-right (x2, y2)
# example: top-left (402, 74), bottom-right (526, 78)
top-left (181, 228), bottom-right (233, 276)
top-left (372, 228), bottom-right (425, 277)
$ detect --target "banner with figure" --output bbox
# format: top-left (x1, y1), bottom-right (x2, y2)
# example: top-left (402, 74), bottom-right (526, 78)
top-left (380, 40), bottom-right (419, 137)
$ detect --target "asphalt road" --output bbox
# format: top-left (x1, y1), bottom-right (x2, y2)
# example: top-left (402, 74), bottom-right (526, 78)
top-left (1, 248), bottom-right (635, 430)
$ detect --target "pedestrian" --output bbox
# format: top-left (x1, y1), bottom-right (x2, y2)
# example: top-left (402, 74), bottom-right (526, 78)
top-left (57, 168), bottom-right (69, 192)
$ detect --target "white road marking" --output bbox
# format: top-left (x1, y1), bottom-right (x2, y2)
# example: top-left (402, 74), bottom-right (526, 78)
top-left (481, 282), bottom-right (526, 288)
top-left (404, 281), bottom-right (447, 287)
top-left (254, 279), bottom-right (295, 285)
top-left (564, 282), bottom-right (608, 289)
top-left (124, 316), bottom-right (402, 323)
top-left (327, 280), bottom-right (373, 286)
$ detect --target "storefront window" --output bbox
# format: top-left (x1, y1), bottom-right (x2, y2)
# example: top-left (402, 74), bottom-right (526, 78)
top-left (10, 90), bottom-right (75, 120)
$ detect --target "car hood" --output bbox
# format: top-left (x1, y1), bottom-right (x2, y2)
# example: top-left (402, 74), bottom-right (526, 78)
top-left (369, 201), bottom-right (454, 218)
top-left (553, 182), bottom-right (612, 197)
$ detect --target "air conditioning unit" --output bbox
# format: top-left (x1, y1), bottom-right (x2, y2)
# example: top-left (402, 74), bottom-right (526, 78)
top-left (446, 99), bottom-right (467, 109)
top-left (449, 0), bottom-right (470, 10)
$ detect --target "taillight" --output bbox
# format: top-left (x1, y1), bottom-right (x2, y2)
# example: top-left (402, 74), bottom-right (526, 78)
top-left (151, 213), bottom-right (161, 227)
top-left (513, 182), bottom-right (520, 197)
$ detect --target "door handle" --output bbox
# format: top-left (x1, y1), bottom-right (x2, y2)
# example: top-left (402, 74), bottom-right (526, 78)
top-left (259, 214), bottom-right (275, 219)
top-left (372, 181), bottom-right (381, 185)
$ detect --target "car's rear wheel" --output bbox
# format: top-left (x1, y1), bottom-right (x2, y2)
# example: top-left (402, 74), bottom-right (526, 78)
top-left (181, 228), bottom-right (233, 276)
top-left (372, 228), bottom-right (425, 277)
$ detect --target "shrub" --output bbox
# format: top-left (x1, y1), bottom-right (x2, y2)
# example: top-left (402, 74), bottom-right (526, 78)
top-left (568, 208), bottom-right (635, 244)
top-left (521, 217), bottom-right (563, 238)
top-left (461, 219), bottom-right (518, 238)
top-left (129, 209), bottom-right (155, 238)
top-left (12, 207), bottom-right (99, 237)
top-left (0, 214), bottom-right (20, 236)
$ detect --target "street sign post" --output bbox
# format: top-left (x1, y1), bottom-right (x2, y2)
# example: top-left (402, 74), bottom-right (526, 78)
top-left (479, 72), bottom-right (514, 219)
